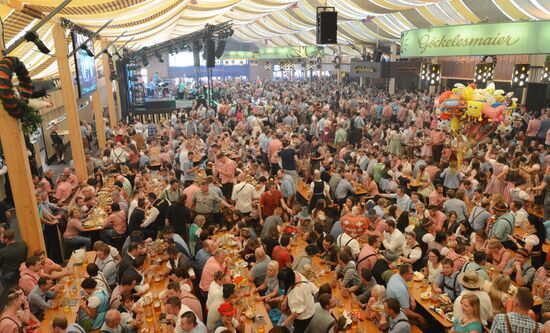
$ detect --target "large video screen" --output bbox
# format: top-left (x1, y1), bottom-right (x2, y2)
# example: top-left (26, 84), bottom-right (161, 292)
top-left (71, 31), bottom-right (97, 98)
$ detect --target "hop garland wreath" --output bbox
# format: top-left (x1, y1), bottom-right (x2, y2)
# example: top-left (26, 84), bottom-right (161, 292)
top-left (0, 56), bottom-right (42, 134)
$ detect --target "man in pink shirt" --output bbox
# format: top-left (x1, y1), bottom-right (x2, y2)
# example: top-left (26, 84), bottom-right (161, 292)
top-left (357, 235), bottom-right (380, 274)
top-left (183, 182), bottom-right (200, 209)
top-left (267, 133), bottom-right (282, 174)
top-left (199, 249), bottom-right (230, 297)
top-left (55, 175), bottom-right (74, 203)
top-left (427, 204), bottom-right (447, 232)
top-left (214, 153), bottom-right (236, 199)
top-left (56, 167), bottom-right (78, 188)
top-left (19, 256), bottom-right (41, 295)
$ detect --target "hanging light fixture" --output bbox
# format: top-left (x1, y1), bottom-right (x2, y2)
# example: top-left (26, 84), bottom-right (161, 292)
top-left (427, 64), bottom-right (441, 86)
top-left (420, 63), bottom-right (428, 81)
top-left (511, 64), bottom-right (530, 87)
top-left (265, 61), bottom-right (271, 71)
top-left (474, 62), bottom-right (495, 85)
top-left (542, 60), bottom-right (550, 82)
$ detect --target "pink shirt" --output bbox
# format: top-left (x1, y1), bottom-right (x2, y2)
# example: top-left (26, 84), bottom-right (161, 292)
top-left (19, 265), bottom-right (40, 295)
top-left (55, 181), bottom-right (73, 202)
top-left (0, 313), bottom-right (21, 333)
top-left (103, 210), bottom-right (127, 235)
top-left (199, 257), bottom-right (228, 292)
top-left (180, 290), bottom-right (203, 321)
top-left (64, 217), bottom-right (86, 239)
top-left (268, 139), bottom-right (282, 164)
top-left (357, 244), bottom-right (377, 273)
top-left (527, 119), bottom-right (541, 137)
top-left (40, 178), bottom-right (52, 192)
top-left (215, 158), bottom-right (236, 184)
top-left (365, 180), bottom-right (379, 196)
top-left (429, 190), bottom-right (444, 207)
top-left (428, 210), bottom-right (447, 232)
top-left (183, 184), bottom-right (200, 208)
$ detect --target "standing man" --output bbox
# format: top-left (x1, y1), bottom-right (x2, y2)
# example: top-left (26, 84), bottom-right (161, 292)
top-left (214, 153), bottom-right (236, 200)
top-left (0, 229), bottom-right (27, 304)
top-left (268, 133), bottom-right (283, 175)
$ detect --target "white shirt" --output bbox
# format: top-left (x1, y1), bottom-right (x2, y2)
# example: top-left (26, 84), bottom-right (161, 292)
top-left (206, 281), bottom-right (223, 311)
top-left (288, 276), bottom-right (316, 320)
top-left (514, 208), bottom-right (529, 228)
top-left (110, 147), bottom-right (129, 164)
top-left (231, 182), bottom-right (258, 214)
top-left (383, 228), bottom-right (405, 255)
top-left (336, 233), bottom-right (360, 257)
top-left (402, 242), bottom-right (422, 261)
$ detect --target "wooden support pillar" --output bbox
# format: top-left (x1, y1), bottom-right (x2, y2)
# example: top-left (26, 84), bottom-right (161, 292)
top-left (52, 23), bottom-right (87, 181)
top-left (388, 43), bottom-right (397, 95)
top-left (101, 40), bottom-right (117, 127)
top-left (91, 89), bottom-right (106, 150)
top-left (0, 65), bottom-right (45, 254)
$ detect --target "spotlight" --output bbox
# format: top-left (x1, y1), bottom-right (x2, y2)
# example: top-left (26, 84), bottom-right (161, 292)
top-left (543, 60), bottom-right (550, 82)
top-left (265, 61), bottom-right (271, 71)
top-left (155, 51), bottom-right (163, 63)
top-left (474, 62), bottom-right (495, 85)
top-left (420, 63), bottom-right (428, 81)
top-left (511, 64), bottom-right (530, 87)
top-left (142, 55), bottom-right (149, 67)
top-left (427, 64), bottom-right (441, 86)
top-left (24, 31), bottom-right (50, 54)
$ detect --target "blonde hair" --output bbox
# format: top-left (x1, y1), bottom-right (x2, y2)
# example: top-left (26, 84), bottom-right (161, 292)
top-left (194, 215), bottom-right (206, 226)
top-left (487, 239), bottom-right (502, 249)
top-left (488, 274), bottom-right (511, 314)
top-left (268, 260), bottom-right (279, 271)
top-left (461, 294), bottom-right (482, 323)
top-left (371, 285), bottom-right (386, 302)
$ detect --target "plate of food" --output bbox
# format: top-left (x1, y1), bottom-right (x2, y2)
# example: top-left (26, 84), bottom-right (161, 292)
top-left (413, 271), bottom-right (424, 282)
top-left (235, 260), bottom-right (248, 268)
top-left (445, 312), bottom-right (454, 322)
top-left (420, 291), bottom-right (432, 300)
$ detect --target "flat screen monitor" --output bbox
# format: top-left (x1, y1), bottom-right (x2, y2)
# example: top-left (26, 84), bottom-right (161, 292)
top-left (71, 31), bottom-right (97, 98)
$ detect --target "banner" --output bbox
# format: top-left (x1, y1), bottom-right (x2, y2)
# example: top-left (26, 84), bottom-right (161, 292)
top-left (401, 21), bottom-right (550, 57)
top-left (258, 46), bottom-right (322, 59)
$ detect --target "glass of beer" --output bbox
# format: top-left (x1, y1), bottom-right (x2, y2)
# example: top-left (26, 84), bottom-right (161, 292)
top-left (145, 305), bottom-right (154, 322)
top-left (153, 301), bottom-right (161, 314)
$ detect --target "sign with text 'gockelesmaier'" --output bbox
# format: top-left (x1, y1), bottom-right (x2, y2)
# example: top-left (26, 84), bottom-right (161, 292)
top-left (400, 21), bottom-right (550, 57)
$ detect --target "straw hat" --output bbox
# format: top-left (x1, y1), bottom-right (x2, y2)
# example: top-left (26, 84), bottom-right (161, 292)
top-left (458, 270), bottom-right (484, 289)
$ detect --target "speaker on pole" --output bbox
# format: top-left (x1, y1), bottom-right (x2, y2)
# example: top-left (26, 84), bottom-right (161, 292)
top-left (316, 7), bottom-right (337, 44)
top-left (216, 40), bottom-right (226, 59)
top-left (206, 39), bottom-right (216, 68)
top-left (193, 41), bottom-right (202, 67)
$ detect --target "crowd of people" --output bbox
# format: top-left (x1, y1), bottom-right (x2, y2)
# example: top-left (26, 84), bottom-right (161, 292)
top-left (0, 78), bottom-right (550, 333)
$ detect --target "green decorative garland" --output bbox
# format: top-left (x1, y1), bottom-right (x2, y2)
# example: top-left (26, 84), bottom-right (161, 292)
top-left (0, 56), bottom-right (42, 134)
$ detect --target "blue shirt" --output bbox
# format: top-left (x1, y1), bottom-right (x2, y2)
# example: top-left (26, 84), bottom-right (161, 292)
top-left (435, 272), bottom-right (463, 301)
top-left (386, 274), bottom-right (410, 309)
top-left (330, 221), bottom-right (343, 239)
top-left (280, 175), bottom-right (295, 198)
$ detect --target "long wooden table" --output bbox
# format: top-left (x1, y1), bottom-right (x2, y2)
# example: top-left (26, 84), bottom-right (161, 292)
top-left (296, 179), bottom-right (370, 202)
top-left (213, 232), bottom-right (273, 333)
top-left (288, 238), bottom-right (423, 332)
top-left (40, 251), bottom-right (97, 332)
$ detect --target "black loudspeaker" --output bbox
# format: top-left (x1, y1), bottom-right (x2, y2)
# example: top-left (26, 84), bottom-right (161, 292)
top-left (206, 39), bottom-right (216, 68)
top-left (316, 9), bottom-right (337, 44)
top-left (373, 50), bottom-right (383, 62)
top-left (193, 48), bottom-right (200, 67)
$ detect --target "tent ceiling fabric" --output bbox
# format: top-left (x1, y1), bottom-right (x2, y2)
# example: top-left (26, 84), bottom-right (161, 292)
top-left (0, 0), bottom-right (547, 79)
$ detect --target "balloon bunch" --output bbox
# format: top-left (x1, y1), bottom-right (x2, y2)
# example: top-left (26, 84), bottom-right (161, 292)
top-left (436, 82), bottom-right (518, 164)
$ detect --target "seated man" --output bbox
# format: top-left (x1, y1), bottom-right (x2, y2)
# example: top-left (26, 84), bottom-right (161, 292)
top-left (28, 277), bottom-right (56, 320)
top-left (433, 258), bottom-right (463, 302)
top-left (380, 298), bottom-right (411, 333)
top-left (502, 248), bottom-right (536, 288)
